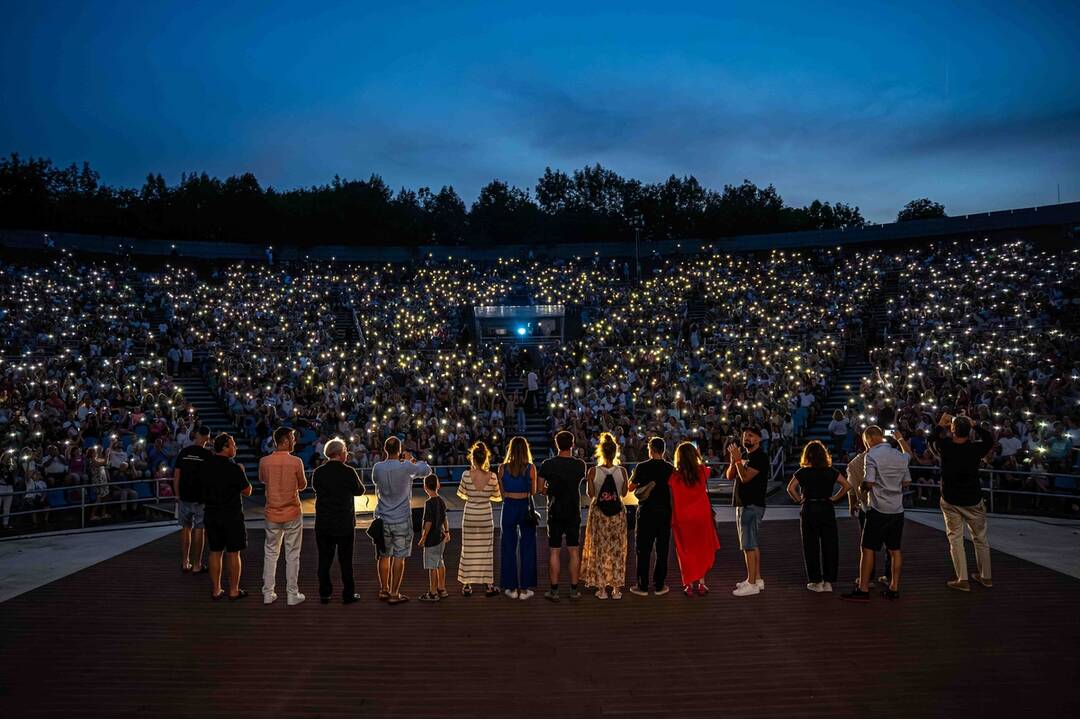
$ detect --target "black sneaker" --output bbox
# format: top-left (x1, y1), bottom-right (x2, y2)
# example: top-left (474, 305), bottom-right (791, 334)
top-left (544, 589), bottom-right (560, 603)
top-left (841, 588), bottom-right (870, 602)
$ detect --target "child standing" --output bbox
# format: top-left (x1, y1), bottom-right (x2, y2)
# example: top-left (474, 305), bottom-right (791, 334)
top-left (418, 474), bottom-right (450, 602)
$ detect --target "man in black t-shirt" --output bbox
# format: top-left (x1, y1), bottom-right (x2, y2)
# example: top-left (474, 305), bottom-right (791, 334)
top-left (173, 425), bottom-right (212, 574)
top-left (203, 434), bottom-right (253, 601)
top-left (930, 414), bottom-right (994, 591)
top-left (628, 436), bottom-right (675, 596)
top-left (726, 427), bottom-right (769, 597)
top-left (539, 431), bottom-right (587, 602)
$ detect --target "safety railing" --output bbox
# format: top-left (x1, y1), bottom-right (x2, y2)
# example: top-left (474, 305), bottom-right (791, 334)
top-left (789, 461), bottom-right (1080, 515)
top-left (0, 475), bottom-right (174, 531)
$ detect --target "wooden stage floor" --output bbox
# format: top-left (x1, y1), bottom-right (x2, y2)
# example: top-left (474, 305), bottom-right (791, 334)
top-left (1, 518), bottom-right (1078, 717)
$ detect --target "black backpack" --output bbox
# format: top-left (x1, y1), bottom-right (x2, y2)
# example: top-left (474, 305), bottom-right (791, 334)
top-left (595, 467), bottom-right (623, 517)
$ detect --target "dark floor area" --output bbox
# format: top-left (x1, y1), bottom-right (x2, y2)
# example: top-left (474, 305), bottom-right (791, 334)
top-left (1, 518), bottom-right (1078, 717)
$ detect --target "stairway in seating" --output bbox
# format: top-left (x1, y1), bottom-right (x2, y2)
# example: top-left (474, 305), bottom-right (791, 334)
top-left (802, 355), bottom-right (874, 446)
top-left (506, 378), bottom-right (551, 458)
top-left (175, 378), bottom-right (263, 491)
top-left (868, 269), bottom-right (901, 340)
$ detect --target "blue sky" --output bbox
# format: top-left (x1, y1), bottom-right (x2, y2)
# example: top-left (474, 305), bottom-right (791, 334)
top-left (2, 0), bottom-right (1078, 222)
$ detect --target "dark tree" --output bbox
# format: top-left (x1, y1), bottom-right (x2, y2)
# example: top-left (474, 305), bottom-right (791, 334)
top-left (897, 198), bottom-right (946, 222)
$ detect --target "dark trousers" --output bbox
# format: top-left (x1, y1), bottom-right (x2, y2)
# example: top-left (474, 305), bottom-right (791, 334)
top-left (857, 509), bottom-right (891, 581)
top-left (800, 502), bottom-right (839, 583)
top-left (635, 510), bottom-right (670, 590)
top-left (316, 531), bottom-right (355, 600)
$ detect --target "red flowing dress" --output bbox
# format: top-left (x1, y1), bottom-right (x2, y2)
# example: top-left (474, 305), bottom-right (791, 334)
top-left (670, 465), bottom-right (720, 585)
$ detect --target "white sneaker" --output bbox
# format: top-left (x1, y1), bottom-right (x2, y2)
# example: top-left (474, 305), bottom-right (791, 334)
top-left (822, 582), bottom-right (833, 593)
top-left (806, 582), bottom-right (825, 593)
top-left (263, 592), bottom-right (278, 605)
top-left (736, 579), bottom-right (766, 590)
top-left (732, 583), bottom-right (761, 597)
top-left (518, 589), bottom-right (534, 600)
top-left (287, 593), bottom-right (306, 606)
top-left (505, 589), bottom-right (520, 599)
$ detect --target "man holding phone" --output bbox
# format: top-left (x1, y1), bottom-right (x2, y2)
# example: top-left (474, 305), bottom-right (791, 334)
top-left (930, 413), bottom-right (994, 592)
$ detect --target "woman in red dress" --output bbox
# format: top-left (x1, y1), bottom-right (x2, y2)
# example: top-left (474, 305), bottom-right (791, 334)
top-left (670, 441), bottom-right (720, 596)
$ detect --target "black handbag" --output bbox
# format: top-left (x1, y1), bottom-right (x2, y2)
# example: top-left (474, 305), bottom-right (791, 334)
top-left (524, 495), bottom-right (541, 527)
top-left (365, 516), bottom-right (386, 555)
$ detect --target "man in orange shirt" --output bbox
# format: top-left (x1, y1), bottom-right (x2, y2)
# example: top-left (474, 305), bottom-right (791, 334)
top-left (259, 427), bottom-right (308, 605)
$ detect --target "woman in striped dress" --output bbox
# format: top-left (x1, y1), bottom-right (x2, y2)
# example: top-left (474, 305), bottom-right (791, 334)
top-left (457, 441), bottom-right (501, 597)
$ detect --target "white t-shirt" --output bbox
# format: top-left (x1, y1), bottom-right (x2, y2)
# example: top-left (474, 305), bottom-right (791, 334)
top-left (998, 436), bottom-right (1022, 457)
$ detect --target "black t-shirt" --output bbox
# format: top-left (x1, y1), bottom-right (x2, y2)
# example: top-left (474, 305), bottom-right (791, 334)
top-left (732, 447), bottom-right (769, 508)
top-left (930, 426), bottom-right (993, 506)
top-left (629, 458), bottom-right (675, 516)
top-left (540, 455), bottom-right (587, 523)
top-left (174, 443), bottom-right (213, 503)
top-left (313, 460), bottom-right (365, 535)
top-left (422, 495), bottom-right (447, 547)
top-left (202, 455), bottom-right (250, 517)
top-left (794, 466), bottom-right (841, 500)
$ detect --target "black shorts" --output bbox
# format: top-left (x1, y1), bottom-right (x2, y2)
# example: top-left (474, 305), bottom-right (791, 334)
top-left (205, 513), bottom-right (248, 553)
top-left (861, 509), bottom-right (904, 552)
top-left (548, 517), bottom-right (580, 548)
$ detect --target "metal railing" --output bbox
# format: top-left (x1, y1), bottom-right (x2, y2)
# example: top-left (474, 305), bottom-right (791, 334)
top-left (0, 476), bottom-right (174, 530)
top-left (784, 461), bottom-right (1080, 515)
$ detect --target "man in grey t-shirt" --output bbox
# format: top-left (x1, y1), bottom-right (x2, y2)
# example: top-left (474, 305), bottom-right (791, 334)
top-left (371, 436), bottom-right (431, 604)
top-left (843, 426), bottom-right (911, 602)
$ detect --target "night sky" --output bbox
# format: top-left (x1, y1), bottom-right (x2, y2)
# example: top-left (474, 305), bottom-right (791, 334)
top-left (3, 0), bottom-right (1078, 222)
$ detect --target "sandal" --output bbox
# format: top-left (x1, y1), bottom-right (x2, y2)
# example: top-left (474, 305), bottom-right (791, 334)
top-left (696, 582), bottom-right (709, 596)
top-left (387, 594), bottom-right (410, 605)
top-left (211, 590), bottom-right (226, 601)
top-left (437, 589), bottom-right (449, 599)
top-left (683, 585), bottom-right (694, 597)
top-left (182, 564), bottom-right (193, 574)
top-left (485, 586), bottom-right (500, 597)
top-left (462, 585), bottom-right (473, 597)
top-left (192, 566), bottom-right (208, 574)
top-left (419, 592), bottom-right (440, 602)
top-left (228, 589), bottom-right (249, 601)
top-left (378, 590), bottom-right (391, 602)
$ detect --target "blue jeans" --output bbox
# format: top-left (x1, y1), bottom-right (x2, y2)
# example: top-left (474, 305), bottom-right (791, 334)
top-left (500, 498), bottom-right (537, 590)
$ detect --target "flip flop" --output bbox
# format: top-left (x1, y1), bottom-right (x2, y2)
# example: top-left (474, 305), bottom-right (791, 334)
top-left (387, 594), bottom-right (410, 605)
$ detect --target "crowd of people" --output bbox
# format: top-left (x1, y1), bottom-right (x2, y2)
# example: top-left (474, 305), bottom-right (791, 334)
top-left (1, 238), bottom-right (1078, 534)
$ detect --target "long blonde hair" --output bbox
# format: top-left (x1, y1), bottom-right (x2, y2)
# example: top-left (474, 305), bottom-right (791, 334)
top-left (502, 436), bottom-right (533, 476)
top-left (594, 431), bottom-right (620, 466)
top-left (469, 441), bottom-right (491, 472)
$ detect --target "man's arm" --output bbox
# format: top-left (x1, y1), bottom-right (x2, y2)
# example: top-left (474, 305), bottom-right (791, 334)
top-left (295, 457), bottom-right (308, 492)
top-left (172, 466), bottom-right (181, 499)
top-left (351, 467), bottom-right (366, 496)
top-left (258, 458), bottom-right (268, 487)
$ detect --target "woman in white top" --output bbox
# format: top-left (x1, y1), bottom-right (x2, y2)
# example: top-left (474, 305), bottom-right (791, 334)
top-left (457, 441), bottom-right (501, 597)
top-left (827, 410), bottom-right (849, 456)
top-left (581, 432), bottom-right (629, 599)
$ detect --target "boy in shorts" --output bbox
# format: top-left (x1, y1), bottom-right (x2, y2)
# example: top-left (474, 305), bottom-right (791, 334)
top-left (417, 474), bottom-right (450, 602)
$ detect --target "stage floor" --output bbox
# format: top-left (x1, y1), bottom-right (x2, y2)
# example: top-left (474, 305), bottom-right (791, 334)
top-left (1, 519), bottom-right (1078, 717)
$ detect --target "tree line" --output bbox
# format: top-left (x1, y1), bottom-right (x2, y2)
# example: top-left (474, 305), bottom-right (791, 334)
top-left (0, 153), bottom-right (944, 247)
